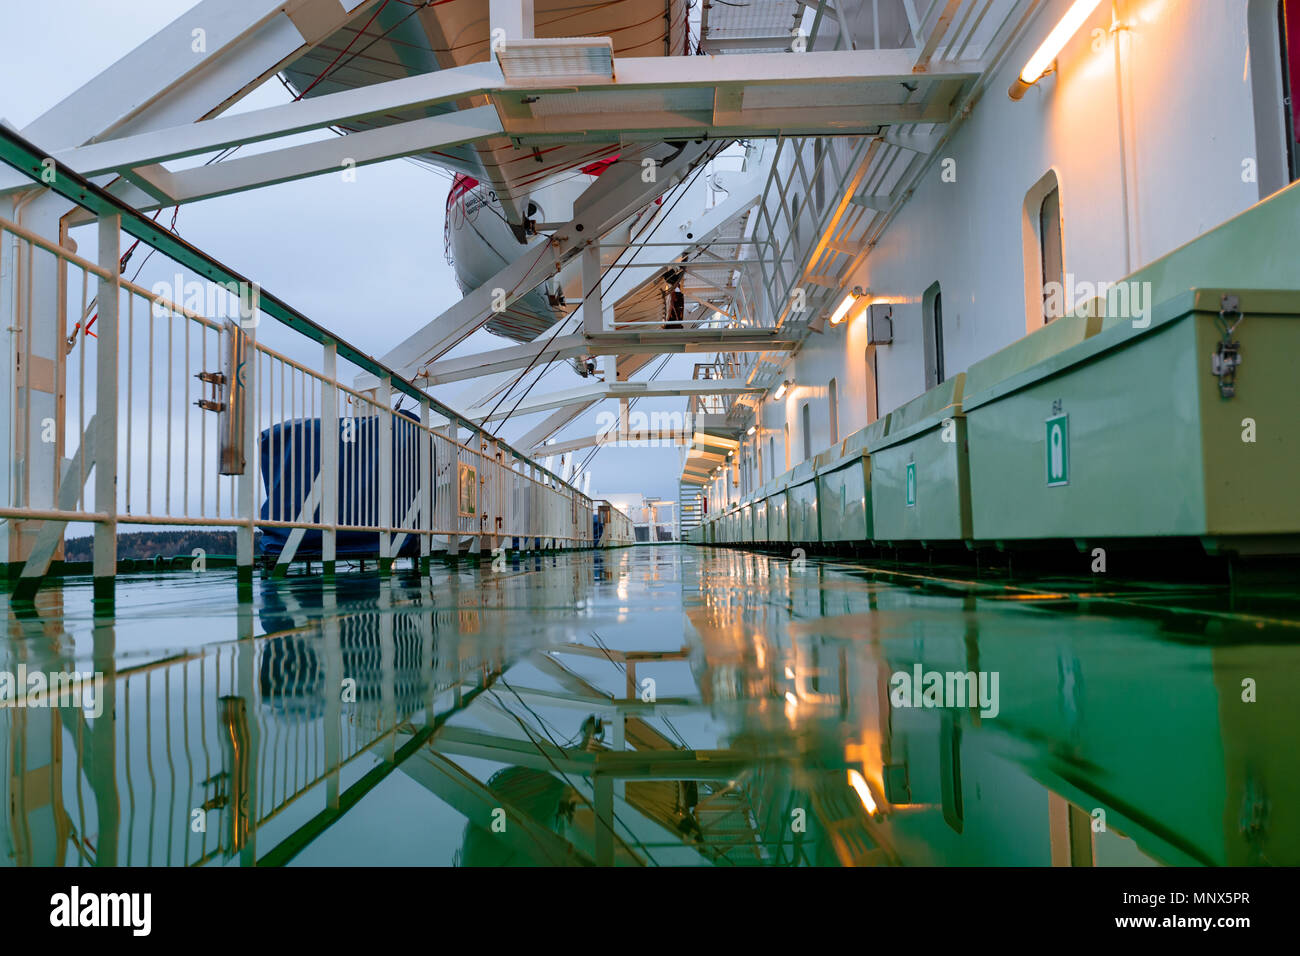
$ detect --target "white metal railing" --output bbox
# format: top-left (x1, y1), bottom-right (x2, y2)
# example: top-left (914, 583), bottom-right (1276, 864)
top-left (1, 199), bottom-right (592, 590)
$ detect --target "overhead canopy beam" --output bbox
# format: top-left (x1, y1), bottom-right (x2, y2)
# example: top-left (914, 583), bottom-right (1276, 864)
top-left (20, 0), bottom-right (343, 152)
top-left (127, 106), bottom-right (504, 205)
top-left (8, 61), bottom-right (504, 184)
top-left (419, 328), bottom-right (796, 386)
top-left (466, 379), bottom-right (764, 424)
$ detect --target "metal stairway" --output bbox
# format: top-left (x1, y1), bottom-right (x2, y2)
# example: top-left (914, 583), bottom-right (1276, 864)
top-left (678, 483), bottom-right (705, 540)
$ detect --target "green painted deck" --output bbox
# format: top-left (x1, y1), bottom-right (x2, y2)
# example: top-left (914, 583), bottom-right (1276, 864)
top-left (2, 545), bottom-right (1297, 866)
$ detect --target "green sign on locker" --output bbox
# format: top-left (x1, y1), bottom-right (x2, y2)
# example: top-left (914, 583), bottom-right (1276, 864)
top-left (1046, 414), bottom-right (1069, 486)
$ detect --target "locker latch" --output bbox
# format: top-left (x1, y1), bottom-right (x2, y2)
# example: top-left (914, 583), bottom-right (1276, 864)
top-left (1211, 294), bottom-right (1243, 399)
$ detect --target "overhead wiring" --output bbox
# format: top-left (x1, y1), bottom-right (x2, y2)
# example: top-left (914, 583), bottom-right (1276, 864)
top-left (480, 148), bottom-right (719, 441)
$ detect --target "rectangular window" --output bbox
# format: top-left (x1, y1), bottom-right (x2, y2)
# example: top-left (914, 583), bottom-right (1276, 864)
top-left (1281, 0), bottom-right (1300, 182)
top-left (828, 377), bottom-right (839, 444)
top-left (923, 282), bottom-right (945, 388)
top-left (932, 293), bottom-right (945, 384)
top-left (1040, 186), bottom-right (1064, 323)
top-left (802, 403), bottom-right (812, 460)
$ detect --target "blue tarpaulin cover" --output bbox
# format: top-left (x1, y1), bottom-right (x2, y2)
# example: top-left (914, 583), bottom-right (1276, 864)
top-left (259, 409), bottom-right (426, 560)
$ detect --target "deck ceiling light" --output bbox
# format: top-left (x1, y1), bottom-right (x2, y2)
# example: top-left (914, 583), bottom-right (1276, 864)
top-left (497, 37), bottom-right (615, 87)
top-left (772, 380), bottom-right (791, 401)
top-left (830, 286), bottom-right (865, 326)
top-left (1008, 0), bottom-right (1102, 100)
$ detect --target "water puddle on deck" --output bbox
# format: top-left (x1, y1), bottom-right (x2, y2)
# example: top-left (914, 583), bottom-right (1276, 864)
top-left (3, 545), bottom-right (1297, 866)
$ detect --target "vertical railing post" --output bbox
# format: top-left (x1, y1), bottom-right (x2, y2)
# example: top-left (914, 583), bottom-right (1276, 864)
top-left (441, 422), bottom-right (457, 559)
top-left (235, 323), bottom-right (257, 601)
top-left (377, 375), bottom-right (393, 573)
top-left (470, 429), bottom-right (483, 559)
top-left (321, 342), bottom-right (338, 580)
top-left (419, 397), bottom-right (431, 576)
top-left (92, 214), bottom-right (120, 608)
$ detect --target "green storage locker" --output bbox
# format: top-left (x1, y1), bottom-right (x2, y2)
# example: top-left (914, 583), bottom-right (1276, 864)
top-left (753, 493), bottom-right (769, 544)
top-left (741, 499), bottom-right (754, 543)
top-left (767, 484), bottom-right (790, 543)
top-left (964, 288), bottom-right (1300, 551)
top-left (869, 373), bottom-right (970, 544)
top-left (786, 460), bottom-right (820, 543)
top-left (815, 415), bottom-right (891, 543)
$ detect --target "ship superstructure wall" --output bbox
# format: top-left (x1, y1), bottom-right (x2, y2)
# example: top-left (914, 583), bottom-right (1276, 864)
top-left (718, 0), bottom-right (1298, 512)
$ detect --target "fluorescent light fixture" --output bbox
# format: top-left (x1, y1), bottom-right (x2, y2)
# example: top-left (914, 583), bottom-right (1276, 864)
top-left (830, 286), bottom-right (865, 326)
top-left (773, 380), bottom-right (790, 401)
top-left (1009, 0), bottom-right (1103, 100)
top-left (746, 425), bottom-right (756, 436)
top-left (497, 37), bottom-right (615, 88)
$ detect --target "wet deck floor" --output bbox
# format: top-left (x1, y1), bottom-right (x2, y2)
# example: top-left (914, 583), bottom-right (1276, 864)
top-left (2, 544), bottom-right (1298, 866)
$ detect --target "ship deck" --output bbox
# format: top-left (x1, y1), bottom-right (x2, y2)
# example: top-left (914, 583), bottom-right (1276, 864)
top-left (4, 545), bottom-right (1296, 867)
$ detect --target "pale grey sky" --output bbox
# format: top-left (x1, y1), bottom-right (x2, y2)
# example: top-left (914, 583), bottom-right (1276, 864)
top-left (0, 0), bottom-right (696, 506)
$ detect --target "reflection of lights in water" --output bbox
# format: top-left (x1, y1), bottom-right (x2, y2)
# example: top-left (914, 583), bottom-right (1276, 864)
top-left (783, 692), bottom-right (798, 724)
top-left (847, 769), bottom-right (878, 815)
top-left (784, 666), bottom-right (795, 679)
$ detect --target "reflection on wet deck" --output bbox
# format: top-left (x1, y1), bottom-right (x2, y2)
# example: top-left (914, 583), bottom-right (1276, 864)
top-left (3, 546), bottom-right (1297, 866)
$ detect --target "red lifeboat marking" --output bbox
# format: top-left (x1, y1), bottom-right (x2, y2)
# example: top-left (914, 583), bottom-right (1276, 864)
top-left (578, 154), bottom-right (620, 177)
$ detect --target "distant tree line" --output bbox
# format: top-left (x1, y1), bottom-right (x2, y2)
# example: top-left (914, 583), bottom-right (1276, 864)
top-left (63, 530), bottom-right (261, 561)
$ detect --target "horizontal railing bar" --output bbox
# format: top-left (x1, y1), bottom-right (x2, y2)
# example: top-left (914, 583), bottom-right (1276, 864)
top-left (0, 507), bottom-right (109, 522)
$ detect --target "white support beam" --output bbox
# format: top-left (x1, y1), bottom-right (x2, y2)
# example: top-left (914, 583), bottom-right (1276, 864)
top-left (516, 402), bottom-right (600, 454)
top-left (21, 0), bottom-right (312, 151)
top-left (467, 379), bottom-right (764, 424)
top-left (134, 106), bottom-right (503, 205)
top-left (538, 429), bottom-right (695, 456)
top-left (13, 62), bottom-right (503, 183)
top-left (490, 0), bottom-right (535, 44)
top-left (914, 0), bottom-right (965, 73)
top-left (581, 242), bottom-right (603, 335)
top-left (421, 334), bottom-right (589, 386)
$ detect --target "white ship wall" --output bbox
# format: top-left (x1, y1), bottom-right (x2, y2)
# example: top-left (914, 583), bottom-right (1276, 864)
top-left (745, 0), bottom-right (1284, 497)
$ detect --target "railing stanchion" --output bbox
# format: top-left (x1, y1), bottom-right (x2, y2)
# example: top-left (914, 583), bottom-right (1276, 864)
top-left (236, 323), bottom-right (257, 600)
top-left (92, 213), bottom-right (121, 608)
top-left (378, 375), bottom-right (393, 573)
top-left (321, 342), bottom-right (339, 580)
top-left (419, 397), bottom-right (431, 576)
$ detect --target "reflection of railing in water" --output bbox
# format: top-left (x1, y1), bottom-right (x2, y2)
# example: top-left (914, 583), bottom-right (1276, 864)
top-left (4, 603), bottom-right (502, 866)
top-left (2, 558), bottom-right (591, 867)
top-left (103, 627), bottom-right (455, 867)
